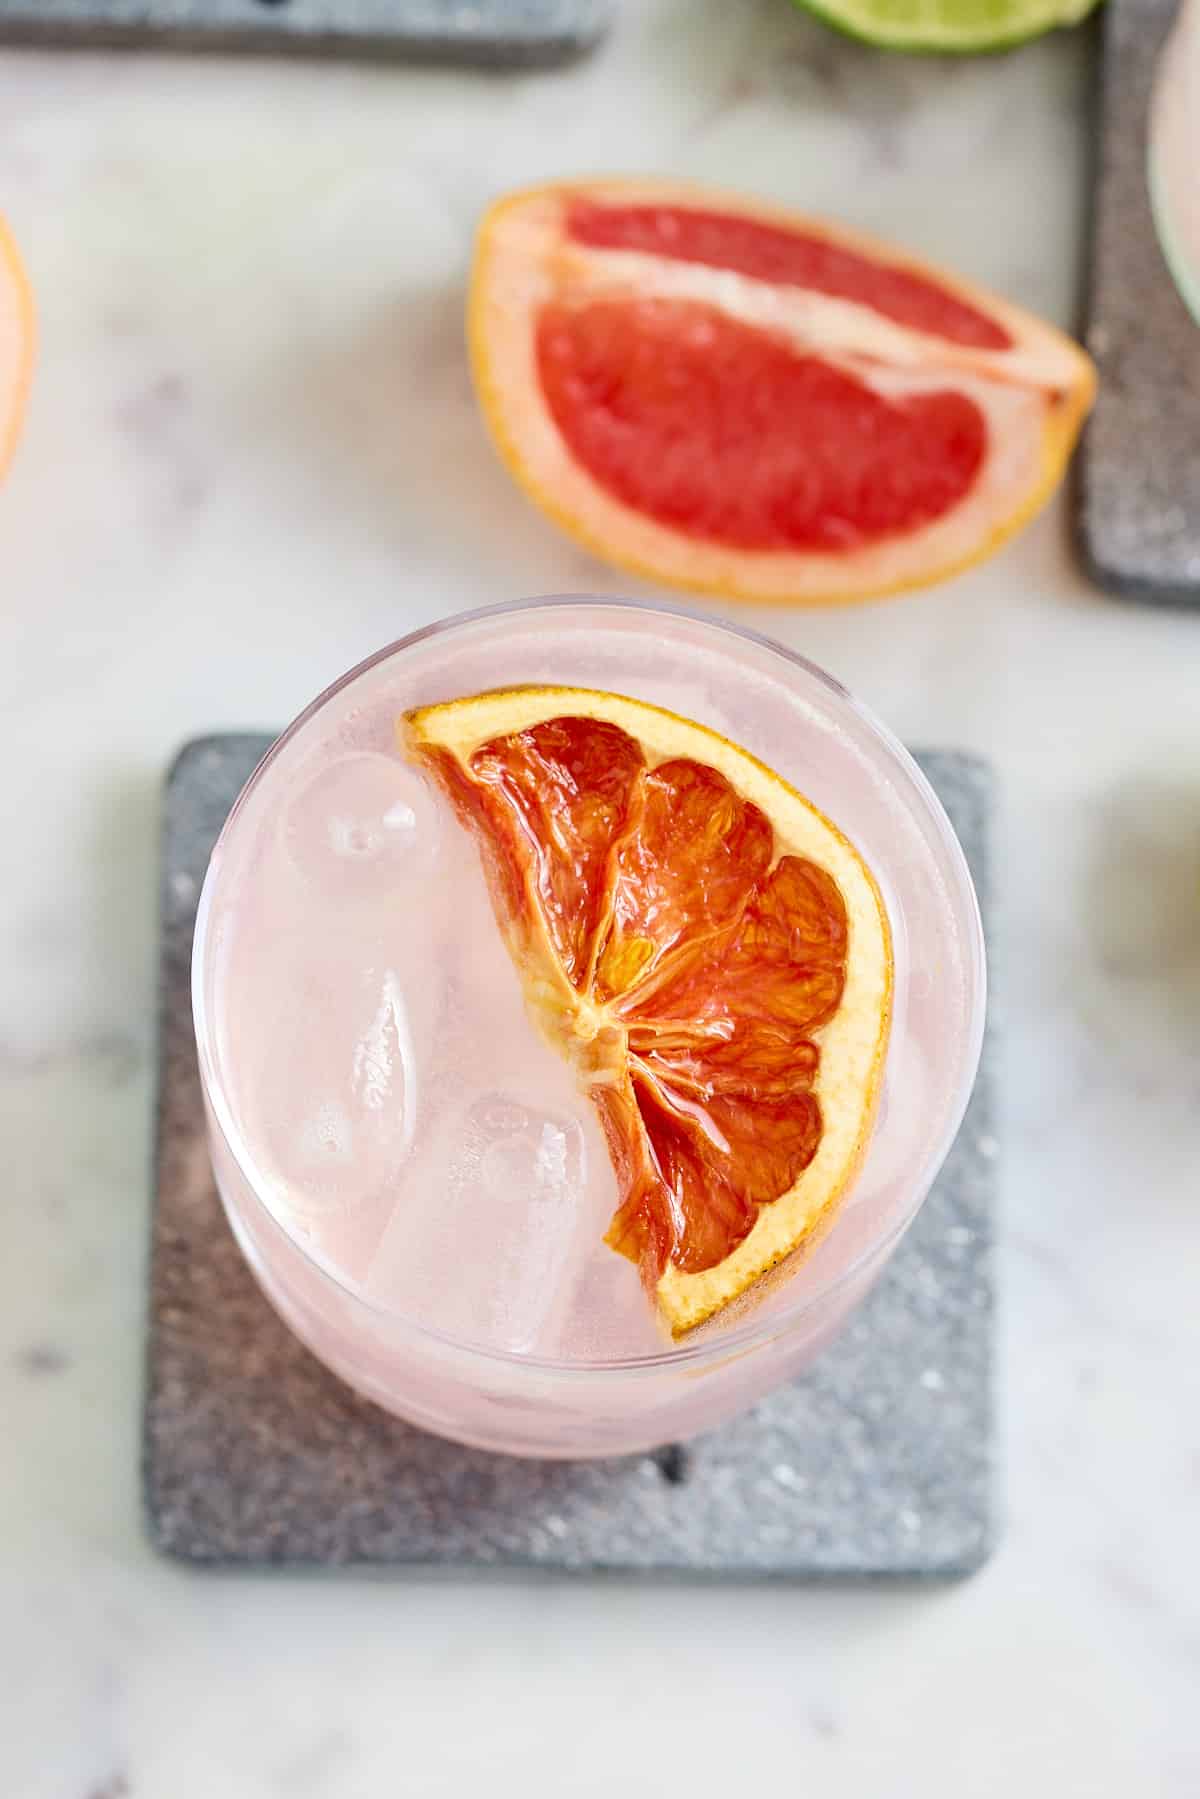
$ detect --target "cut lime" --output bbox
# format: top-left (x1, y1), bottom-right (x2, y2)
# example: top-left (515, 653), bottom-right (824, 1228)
top-left (789, 0), bottom-right (1102, 53)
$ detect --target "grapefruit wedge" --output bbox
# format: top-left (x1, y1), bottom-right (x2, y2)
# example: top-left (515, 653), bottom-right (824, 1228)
top-left (469, 179), bottom-right (1097, 605)
top-left (403, 688), bottom-right (892, 1336)
top-left (0, 213), bottom-right (33, 482)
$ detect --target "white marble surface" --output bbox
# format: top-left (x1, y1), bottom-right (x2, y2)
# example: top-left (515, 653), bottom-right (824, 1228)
top-left (1, 4), bottom-right (1198, 1795)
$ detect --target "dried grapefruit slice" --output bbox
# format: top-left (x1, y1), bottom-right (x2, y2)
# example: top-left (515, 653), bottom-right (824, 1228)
top-left (403, 688), bottom-right (892, 1336)
top-left (469, 179), bottom-right (1097, 605)
top-left (0, 213), bottom-right (33, 483)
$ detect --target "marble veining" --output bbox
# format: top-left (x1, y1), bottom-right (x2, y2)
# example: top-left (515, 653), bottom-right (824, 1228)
top-left (1, 4), bottom-right (1198, 1796)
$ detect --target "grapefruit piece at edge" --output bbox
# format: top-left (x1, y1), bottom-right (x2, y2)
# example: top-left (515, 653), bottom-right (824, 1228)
top-left (0, 213), bottom-right (33, 482)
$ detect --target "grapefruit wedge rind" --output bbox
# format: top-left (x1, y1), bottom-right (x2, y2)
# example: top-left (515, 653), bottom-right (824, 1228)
top-left (403, 687), bottom-right (893, 1337)
top-left (469, 178), bottom-right (1097, 607)
top-left (0, 213), bottom-right (33, 482)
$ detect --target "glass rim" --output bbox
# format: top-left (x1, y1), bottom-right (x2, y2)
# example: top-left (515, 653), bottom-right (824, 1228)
top-left (192, 593), bottom-right (987, 1380)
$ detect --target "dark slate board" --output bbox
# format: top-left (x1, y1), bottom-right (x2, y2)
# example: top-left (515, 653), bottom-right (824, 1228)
top-left (145, 735), bottom-right (997, 1577)
top-left (0, 0), bottom-right (610, 65)
top-left (1078, 0), bottom-right (1200, 604)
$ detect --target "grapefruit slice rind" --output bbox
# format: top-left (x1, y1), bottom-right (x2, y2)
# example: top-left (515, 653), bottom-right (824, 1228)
top-left (469, 179), bottom-right (1097, 606)
top-left (403, 686), bottom-right (893, 1336)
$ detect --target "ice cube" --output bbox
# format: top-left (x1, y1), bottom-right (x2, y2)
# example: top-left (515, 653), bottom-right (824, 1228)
top-left (549, 1243), bottom-right (665, 1363)
top-left (295, 1099), bottom-right (354, 1175)
top-left (352, 967), bottom-right (418, 1138)
top-left (282, 752), bottom-right (441, 897)
top-left (257, 960), bottom-right (417, 1195)
top-left (366, 1094), bottom-right (605, 1355)
top-left (474, 1102), bottom-right (577, 1205)
top-left (233, 933), bottom-right (430, 1282)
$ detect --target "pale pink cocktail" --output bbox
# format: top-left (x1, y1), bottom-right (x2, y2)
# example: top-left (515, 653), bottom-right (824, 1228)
top-left (193, 598), bottom-right (984, 1457)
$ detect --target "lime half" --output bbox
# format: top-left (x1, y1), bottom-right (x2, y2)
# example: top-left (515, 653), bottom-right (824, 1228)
top-left (789, 0), bottom-right (1101, 53)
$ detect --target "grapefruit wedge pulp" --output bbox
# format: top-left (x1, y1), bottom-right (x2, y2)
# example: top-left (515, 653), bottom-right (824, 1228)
top-left (403, 689), bottom-right (893, 1336)
top-left (469, 179), bottom-right (1097, 605)
top-left (0, 213), bottom-right (33, 481)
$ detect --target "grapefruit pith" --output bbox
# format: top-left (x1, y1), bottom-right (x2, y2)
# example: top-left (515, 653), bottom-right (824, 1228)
top-left (469, 179), bottom-right (1097, 606)
top-left (0, 213), bottom-right (33, 482)
top-left (403, 688), bottom-right (892, 1336)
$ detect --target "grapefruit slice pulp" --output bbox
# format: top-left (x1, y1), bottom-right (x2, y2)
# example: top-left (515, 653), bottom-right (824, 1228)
top-left (470, 179), bottom-right (1097, 605)
top-left (404, 689), bottom-right (892, 1336)
top-left (0, 213), bottom-right (33, 482)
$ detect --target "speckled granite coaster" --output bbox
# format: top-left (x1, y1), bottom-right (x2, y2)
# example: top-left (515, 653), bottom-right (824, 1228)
top-left (146, 736), bottom-right (996, 1577)
top-left (1078, 0), bottom-right (1200, 605)
top-left (0, 0), bottom-right (609, 64)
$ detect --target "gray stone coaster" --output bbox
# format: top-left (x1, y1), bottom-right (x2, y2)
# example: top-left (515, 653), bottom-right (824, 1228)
top-left (0, 0), bottom-right (610, 65)
top-left (146, 735), bottom-right (996, 1577)
top-left (1078, 0), bottom-right (1200, 605)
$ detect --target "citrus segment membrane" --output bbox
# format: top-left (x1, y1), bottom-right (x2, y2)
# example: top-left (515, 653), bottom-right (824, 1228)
top-left (565, 201), bottom-right (1013, 351)
top-left (469, 179), bottom-right (1098, 605)
top-left (404, 688), bottom-right (893, 1335)
top-left (472, 714), bottom-right (644, 989)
